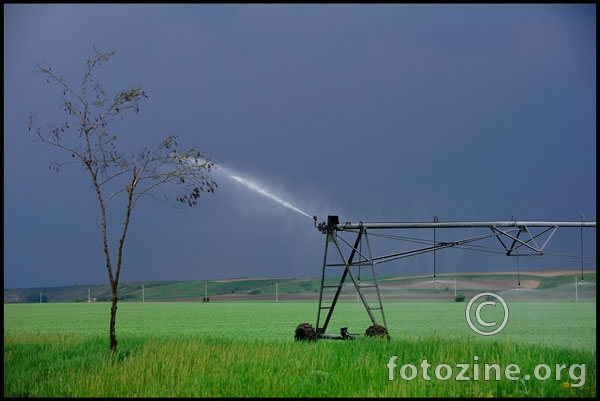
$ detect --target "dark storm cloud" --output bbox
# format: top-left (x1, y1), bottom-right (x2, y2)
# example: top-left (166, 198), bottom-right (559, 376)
top-left (4, 4), bottom-right (596, 288)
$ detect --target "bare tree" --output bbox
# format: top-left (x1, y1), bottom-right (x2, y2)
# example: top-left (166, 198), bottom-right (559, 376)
top-left (25, 45), bottom-right (217, 354)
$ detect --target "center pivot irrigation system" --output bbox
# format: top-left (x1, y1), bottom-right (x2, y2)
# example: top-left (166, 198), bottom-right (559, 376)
top-left (294, 215), bottom-right (596, 342)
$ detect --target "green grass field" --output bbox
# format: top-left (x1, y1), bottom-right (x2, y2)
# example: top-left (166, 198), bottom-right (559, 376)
top-left (3, 299), bottom-right (596, 397)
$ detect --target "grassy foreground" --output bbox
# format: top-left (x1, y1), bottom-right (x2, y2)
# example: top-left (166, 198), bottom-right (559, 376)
top-left (3, 300), bottom-right (596, 397)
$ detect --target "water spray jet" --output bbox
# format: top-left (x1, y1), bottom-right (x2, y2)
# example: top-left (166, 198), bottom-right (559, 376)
top-left (219, 165), bottom-right (313, 220)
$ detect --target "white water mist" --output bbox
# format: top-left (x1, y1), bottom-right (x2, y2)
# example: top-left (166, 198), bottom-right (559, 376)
top-left (228, 175), bottom-right (313, 219)
top-left (216, 164), bottom-right (313, 220)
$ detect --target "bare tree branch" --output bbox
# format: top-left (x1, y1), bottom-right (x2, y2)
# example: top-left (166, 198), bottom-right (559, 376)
top-left (25, 45), bottom-right (217, 354)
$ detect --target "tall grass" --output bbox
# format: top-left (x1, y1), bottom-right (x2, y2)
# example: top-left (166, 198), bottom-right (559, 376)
top-left (4, 300), bottom-right (596, 397)
top-left (4, 334), bottom-right (595, 397)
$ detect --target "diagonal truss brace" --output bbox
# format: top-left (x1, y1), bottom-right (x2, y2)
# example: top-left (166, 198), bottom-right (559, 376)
top-left (491, 225), bottom-right (559, 256)
top-left (316, 226), bottom-right (387, 336)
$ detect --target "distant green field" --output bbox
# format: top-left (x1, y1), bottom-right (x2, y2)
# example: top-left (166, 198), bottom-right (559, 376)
top-left (4, 272), bottom-right (595, 303)
top-left (3, 299), bottom-right (596, 349)
top-left (3, 299), bottom-right (596, 397)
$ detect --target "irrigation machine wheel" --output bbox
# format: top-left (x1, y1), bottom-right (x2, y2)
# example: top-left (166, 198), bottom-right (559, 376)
top-left (294, 322), bottom-right (317, 342)
top-left (365, 324), bottom-right (391, 341)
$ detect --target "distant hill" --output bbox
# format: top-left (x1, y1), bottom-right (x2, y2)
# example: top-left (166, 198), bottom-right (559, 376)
top-left (3, 277), bottom-right (319, 303)
top-left (3, 270), bottom-right (596, 303)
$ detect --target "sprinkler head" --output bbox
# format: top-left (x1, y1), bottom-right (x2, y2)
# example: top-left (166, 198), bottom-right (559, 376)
top-left (313, 216), bottom-right (321, 231)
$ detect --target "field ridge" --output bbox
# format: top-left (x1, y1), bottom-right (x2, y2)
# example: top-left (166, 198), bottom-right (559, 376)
top-left (4, 269), bottom-right (596, 303)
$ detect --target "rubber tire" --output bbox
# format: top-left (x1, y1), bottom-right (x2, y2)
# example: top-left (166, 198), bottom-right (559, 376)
top-left (295, 322), bottom-right (317, 342)
top-left (365, 324), bottom-right (391, 341)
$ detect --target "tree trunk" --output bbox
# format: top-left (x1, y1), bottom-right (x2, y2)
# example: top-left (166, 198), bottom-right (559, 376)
top-left (109, 177), bottom-right (136, 354)
top-left (110, 291), bottom-right (118, 353)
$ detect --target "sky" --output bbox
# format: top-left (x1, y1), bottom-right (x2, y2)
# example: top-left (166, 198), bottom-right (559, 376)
top-left (4, 4), bottom-right (596, 289)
